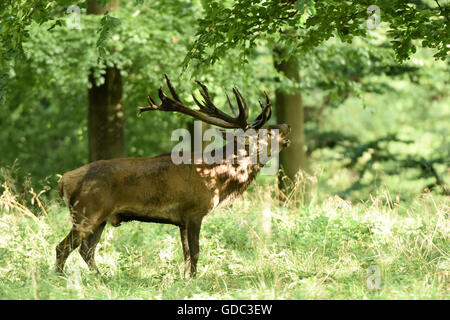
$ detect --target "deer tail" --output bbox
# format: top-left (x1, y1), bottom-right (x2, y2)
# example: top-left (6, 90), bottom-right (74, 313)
top-left (57, 174), bottom-right (64, 199)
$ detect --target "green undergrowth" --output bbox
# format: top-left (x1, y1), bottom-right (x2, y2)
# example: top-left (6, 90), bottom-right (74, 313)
top-left (0, 183), bottom-right (448, 300)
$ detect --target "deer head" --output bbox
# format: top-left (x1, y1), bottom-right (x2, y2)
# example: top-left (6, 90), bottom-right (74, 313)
top-left (138, 75), bottom-right (291, 164)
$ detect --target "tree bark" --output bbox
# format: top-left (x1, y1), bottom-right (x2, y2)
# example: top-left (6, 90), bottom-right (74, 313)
top-left (273, 50), bottom-right (308, 200)
top-left (87, 0), bottom-right (125, 162)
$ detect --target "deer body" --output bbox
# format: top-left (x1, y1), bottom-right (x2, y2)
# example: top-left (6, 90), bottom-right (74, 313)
top-left (55, 76), bottom-right (290, 277)
top-left (59, 154), bottom-right (261, 229)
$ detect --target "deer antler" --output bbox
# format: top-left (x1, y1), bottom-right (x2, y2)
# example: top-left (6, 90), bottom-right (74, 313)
top-left (139, 75), bottom-right (272, 130)
top-left (249, 91), bottom-right (272, 129)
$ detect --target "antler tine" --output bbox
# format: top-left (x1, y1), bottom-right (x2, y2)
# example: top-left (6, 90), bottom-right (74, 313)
top-left (225, 92), bottom-right (237, 116)
top-left (258, 91), bottom-right (270, 110)
top-left (148, 94), bottom-right (157, 107)
top-left (138, 77), bottom-right (177, 117)
top-left (158, 86), bottom-right (168, 102)
top-left (193, 80), bottom-right (216, 113)
top-left (262, 91), bottom-right (272, 121)
top-left (250, 107), bottom-right (268, 129)
top-left (232, 88), bottom-right (249, 124)
top-left (250, 91), bottom-right (272, 129)
top-left (137, 94), bottom-right (158, 116)
top-left (164, 74), bottom-right (182, 103)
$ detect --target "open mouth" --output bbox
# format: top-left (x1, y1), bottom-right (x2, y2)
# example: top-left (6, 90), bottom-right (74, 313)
top-left (282, 139), bottom-right (291, 148)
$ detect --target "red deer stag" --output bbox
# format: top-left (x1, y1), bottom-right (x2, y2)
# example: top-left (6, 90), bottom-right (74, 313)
top-left (56, 75), bottom-right (291, 277)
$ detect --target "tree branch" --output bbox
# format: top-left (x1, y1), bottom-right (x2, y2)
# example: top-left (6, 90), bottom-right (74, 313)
top-left (435, 0), bottom-right (442, 10)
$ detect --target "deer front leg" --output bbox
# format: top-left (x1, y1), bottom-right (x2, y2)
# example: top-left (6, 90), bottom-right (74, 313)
top-left (187, 219), bottom-right (202, 278)
top-left (179, 225), bottom-right (191, 278)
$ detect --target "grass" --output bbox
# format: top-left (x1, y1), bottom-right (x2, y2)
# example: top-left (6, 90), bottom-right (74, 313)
top-left (0, 183), bottom-right (448, 300)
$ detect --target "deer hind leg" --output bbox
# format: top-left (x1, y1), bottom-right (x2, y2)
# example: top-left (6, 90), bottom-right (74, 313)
top-left (79, 222), bottom-right (106, 273)
top-left (55, 228), bottom-right (83, 275)
top-left (179, 225), bottom-right (191, 278)
top-left (55, 205), bottom-right (106, 275)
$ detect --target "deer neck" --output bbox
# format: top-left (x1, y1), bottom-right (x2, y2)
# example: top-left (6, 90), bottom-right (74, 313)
top-left (209, 142), bottom-right (263, 204)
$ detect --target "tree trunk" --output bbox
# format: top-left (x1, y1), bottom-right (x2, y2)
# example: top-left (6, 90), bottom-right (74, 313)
top-left (273, 50), bottom-right (308, 202)
top-left (87, 0), bottom-right (125, 162)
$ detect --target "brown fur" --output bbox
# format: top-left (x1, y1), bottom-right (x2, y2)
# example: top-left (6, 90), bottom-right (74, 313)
top-left (55, 125), bottom-right (290, 278)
